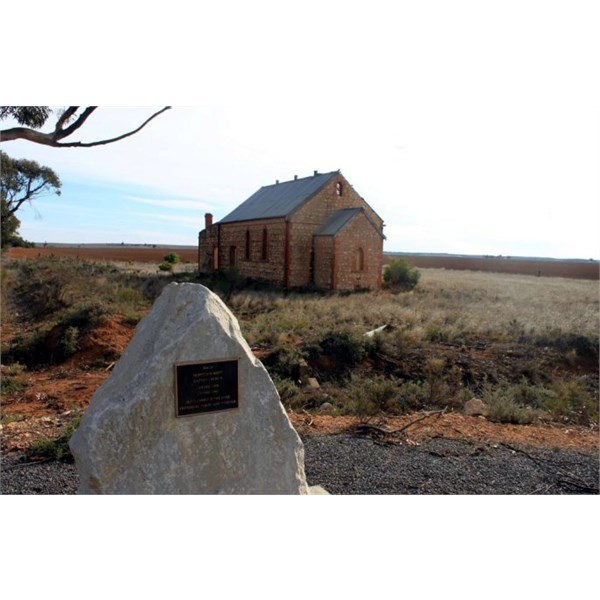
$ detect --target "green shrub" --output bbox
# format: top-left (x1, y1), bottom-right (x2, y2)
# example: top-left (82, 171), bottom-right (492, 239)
top-left (1, 376), bottom-right (26, 395)
top-left (481, 378), bottom-right (598, 426)
top-left (26, 415), bottom-right (81, 462)
top-left (545, 380), bottom-right (599, 425)
top-left (62, 303), bottom-right (107, 330)
top-left (3, 330), bottom-right (49, 368)
top-left (347, 375), bottom-right (400, 417)
top-left (383, 258), bottom-right (420, 291)
top-left (397, 381), bottom-right (429, 412)
top-left (57, 326), bottom-right (80, 360)
top-left (264, 345), bottom-right (304, 379)
top-left (163, 252), bottom-right (181, 265)
top-left (485, 395), bottom-right (541, 425)
top-left (115, 286), bottom-right (144, 307)
top-left (480, 382), bottom-right (545, 424)
top-left (272, 376), bottom-right (304, 409)
top-left (158, 261), bottom-right (173, 272)
top-left (319, 331), bottom-right (367, 367)
top-left (3, 363), bottom-right (26, 377)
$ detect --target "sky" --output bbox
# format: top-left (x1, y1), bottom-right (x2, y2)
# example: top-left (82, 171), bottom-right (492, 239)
top-left (6, 104), bottom-right (598, 259)
top-left (3, 3), bottom-right (599, 260)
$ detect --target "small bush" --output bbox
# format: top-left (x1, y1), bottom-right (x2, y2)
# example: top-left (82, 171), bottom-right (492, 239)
top-left (272, 376), bottom-right (304, 409)
top-left (481, 382), bottom-right (545, 424)
top-left (163, 252), bottom-right (181, 265)
top-left (1, 376), bottom-right (26, 395)
top-left (57, 326), bottom-right (80, 360)
top-left (397, 381), bottom-right (429, 412)
top-left (3, 330), bottom-right (49, 368)
top-left (115, 286), bottom-right (144, 307)
top-left (383, 258), bottom-right (420, 291)
top-left (264, 345), bottom-right (304, 379)
top-left (319, 331), bottom-right (367, 367)
top-left (158, 261), bottom-right (173, 272)
top-left (485, 395), bottom-right (541, 425)
top-left (26, 415), bottom-right (81, 462)
top-left (347, 375), bottom-right (400, 417)
top-left (3, 363), bottom-right (26, 377)
top-left (62, 303), bottom-right (107, 330)
top-left (545, 380), bottom-right (599, 425)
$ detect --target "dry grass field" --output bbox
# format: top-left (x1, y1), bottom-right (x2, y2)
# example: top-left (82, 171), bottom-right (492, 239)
top-left (386, 253), bottom-right (599, 280)
top-left (233, 268), bottom-right (599, 346)
top-left (1, 248), bottom-right (598, 460)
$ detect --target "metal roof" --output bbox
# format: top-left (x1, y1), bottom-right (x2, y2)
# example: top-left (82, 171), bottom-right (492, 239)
top-left (314, 208), bottom-right (363, 236)
top-left (219, 171), bottom-right (338, 223)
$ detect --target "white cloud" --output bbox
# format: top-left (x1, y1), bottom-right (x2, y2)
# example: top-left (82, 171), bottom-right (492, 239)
top-left (127, 211), bottom-right (204, 228)
top-left (125, 196), bottom-right (215, 211)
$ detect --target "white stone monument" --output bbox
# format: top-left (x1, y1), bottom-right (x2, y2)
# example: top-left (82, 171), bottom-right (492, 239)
top-left (69, 283), bottom-right (315, 494)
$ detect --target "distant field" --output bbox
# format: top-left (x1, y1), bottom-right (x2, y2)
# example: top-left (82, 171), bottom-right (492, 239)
top-left (386, 253), bottom-right (599, 280)
top-left (5, 245), bottom-right (598, 280)
top-left (6, 245), bottom-right (199, 264)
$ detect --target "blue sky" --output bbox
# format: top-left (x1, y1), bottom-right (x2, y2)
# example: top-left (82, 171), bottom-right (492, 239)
top-left (3, 3), bottom-right (599, 259)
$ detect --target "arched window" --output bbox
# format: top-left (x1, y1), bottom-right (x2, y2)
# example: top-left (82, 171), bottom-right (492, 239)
top-left (261, 227), bottom-right (268, 260)
top-left (336, 182), bottom-right (343, 196)
top-left (245, 229), bottom-right (251, 260)
top-left (355, 247), bottom-right (364, 272)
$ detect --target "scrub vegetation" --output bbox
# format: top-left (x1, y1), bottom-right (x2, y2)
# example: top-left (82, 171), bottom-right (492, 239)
top-left (1, 256), bottom-right (598, 431)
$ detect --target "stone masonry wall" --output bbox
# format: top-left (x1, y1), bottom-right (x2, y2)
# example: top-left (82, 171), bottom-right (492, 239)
top-left (313, 236), bottom-right (334, 289)
top-left (218, 218), bottom-right (287, 284)
top-left (198, 225), bottom-right (219, 273)
top-left (332, 212), bottom-right (383, 290)
top-left (288, 173), bottom-right (384, 287)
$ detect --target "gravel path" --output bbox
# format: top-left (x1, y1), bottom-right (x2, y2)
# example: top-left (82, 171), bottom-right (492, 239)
top-left (1, 435), bottom-right (598, 494)
top-left (303, 435), bottom-right (599, 495)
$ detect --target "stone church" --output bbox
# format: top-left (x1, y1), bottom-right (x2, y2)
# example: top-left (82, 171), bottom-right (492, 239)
top-left (198, 170), bottom-right (385, 290)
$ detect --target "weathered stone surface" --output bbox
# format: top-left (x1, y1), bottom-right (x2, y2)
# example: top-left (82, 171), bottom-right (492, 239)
top-left (464, 398), bottom-right (488, 417)
top-left (69, 283), bottom-right (309, 495)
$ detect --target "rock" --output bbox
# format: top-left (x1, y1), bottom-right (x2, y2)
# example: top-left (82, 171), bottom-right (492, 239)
top-left (464, 398), bottom-right (488, 417)
top-left (307, 377), bottom-right (320, 389)
top-left (319, 402), bottom-right (334, 413)
top-left (69, 283), bottom-right (309, 495)
top-left (297, 358), bottom-right (310, 380)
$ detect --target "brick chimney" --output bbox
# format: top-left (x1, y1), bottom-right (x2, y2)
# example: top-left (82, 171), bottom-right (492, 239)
top-left (205, 213), bottom-right (213, 229)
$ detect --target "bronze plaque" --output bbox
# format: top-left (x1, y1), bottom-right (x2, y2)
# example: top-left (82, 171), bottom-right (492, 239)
top-left (174, 359), bottom-right (239, 417)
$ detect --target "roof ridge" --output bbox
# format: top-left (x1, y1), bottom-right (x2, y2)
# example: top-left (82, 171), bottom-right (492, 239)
top-left (264, 170), bottom-right (338, 188)
top-left (219, 170), bottom-right (341, 224)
